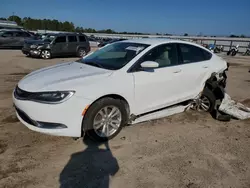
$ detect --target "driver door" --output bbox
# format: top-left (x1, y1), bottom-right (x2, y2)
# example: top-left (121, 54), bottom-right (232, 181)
top-left (132, 43), bottom-right (186, 114)
top-left (51, 36), bottom-right (68, 56)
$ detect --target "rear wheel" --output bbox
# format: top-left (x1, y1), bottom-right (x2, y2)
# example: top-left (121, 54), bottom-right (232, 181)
top-left (41, 50), bottom-right (51, 59)
top-left (77, 48), bottom-right (87, 57)
top-left (231, 50), bottom-right (237, 56)
top-left (82, 97), bottom-right (128, 142)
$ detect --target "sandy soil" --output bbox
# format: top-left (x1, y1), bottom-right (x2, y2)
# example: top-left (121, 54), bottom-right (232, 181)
top-left (0, 50), bottom-right (250, 188)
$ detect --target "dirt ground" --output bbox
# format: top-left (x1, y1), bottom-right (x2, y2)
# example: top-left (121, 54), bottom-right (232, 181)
top-left (0, 50), bottom-right (250, 188)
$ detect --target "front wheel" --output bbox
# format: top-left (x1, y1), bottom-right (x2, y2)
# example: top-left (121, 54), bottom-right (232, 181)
top-left (82, 98), bottom-right (128, 142)
top-left (197, 88), bottom-right (216, 112)
top-left (41, 50), bottom-right (51, 59)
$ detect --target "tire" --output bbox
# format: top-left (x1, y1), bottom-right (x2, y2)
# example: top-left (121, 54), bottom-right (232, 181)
top-left (231, 50), bottom-right (237, 56)
top-left (227, 51), bottom-right (231, 55)
top-left (199, 87), bottom-right (216, 112)
top-left (82, 97), bottom-right (128, 142)
top-left (244, 50), bottom-right (250, 56)
top-left (41, 50), bottom-right (51, 59)
top-left (77, 48), bottom-right (87, 57)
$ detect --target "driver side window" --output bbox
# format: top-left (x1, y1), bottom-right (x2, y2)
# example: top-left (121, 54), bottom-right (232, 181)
top-left (139, 43), bottom-right (178, 68)
top-left (1, 32), bottom-right (13, 37)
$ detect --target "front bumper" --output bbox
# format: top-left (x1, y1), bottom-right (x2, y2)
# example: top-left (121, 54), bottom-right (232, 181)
top-left (13, 91), bottom-right (93, 137)
top-left (22, 48), bottom-right (41, 57)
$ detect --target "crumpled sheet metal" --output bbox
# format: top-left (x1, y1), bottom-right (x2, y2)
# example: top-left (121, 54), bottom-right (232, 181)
top-left (219, 93), bottom-right (250, 120)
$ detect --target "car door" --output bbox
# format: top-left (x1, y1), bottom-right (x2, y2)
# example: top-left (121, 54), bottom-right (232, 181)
top-left (51, 36), bottom-right (68, 56)
top-left (14, 31), bottom-right (32, 47)
top-left (176, 43), bottom-right (213, 99)
top-left (67, 35), bottom-right (78, 55)
top-left (0, 31), bottom-right (15, 47)
top-left (132, 43), bottom-right (186, 114)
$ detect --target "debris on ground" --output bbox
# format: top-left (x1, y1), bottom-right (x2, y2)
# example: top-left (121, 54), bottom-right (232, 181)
top-left (219, 93), bottom-right (250, 120)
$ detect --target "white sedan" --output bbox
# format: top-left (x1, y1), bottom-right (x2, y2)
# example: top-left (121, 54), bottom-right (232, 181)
top-left (13, 38), bottom-right (228, 141)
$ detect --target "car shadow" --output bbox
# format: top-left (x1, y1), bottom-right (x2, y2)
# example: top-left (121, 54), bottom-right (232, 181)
top-left (59, 138), bottom-right (119, 188)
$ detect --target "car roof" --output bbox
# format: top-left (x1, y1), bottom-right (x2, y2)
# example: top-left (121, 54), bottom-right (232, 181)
top-left (120, 38), bottom-right (210, 51)
top-left (53, 33), bottom-right (86, 37)
top-left (0, 29), bottom-right (25, 32)
top-left (121, 38), bottom-right (196, 45)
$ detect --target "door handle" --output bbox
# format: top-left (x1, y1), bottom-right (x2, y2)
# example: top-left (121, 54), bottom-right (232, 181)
top-left (203, 65), bottom-right (209, 68)
top-left (173, 69), bottom-right (181, 73)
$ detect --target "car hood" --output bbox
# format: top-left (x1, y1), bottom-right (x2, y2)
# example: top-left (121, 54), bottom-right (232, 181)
top-left (24, 39), bottom-right (50, 45)
top-left (18, 62), bottom-right (113, 91)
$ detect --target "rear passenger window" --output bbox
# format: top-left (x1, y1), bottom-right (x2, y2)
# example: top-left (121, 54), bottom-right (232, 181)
top-left (68, 36), bottom-right (77, 42)
top-left (202, 49), bottom-right (212, 60)
top-left (55, 36), bottom-right (66, 43)
top-left (79, 36), bottom-right (86, 42)
top-left (15, 32), bottom-right (30, 37)
top-left (179, 44), bottom-right (210, 64)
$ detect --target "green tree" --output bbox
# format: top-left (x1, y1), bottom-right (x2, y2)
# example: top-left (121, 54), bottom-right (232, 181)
top-left (184, 33), bottom-right (188, 36)
top-left (8, 15), bottom-right (22, 25)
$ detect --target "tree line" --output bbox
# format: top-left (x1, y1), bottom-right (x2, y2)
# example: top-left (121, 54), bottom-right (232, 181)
top-left (0, 15), bottom-right (147, 34)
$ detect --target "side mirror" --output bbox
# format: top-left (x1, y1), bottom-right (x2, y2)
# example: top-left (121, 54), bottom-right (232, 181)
top-left (140, 61), bottom-right (159, 69)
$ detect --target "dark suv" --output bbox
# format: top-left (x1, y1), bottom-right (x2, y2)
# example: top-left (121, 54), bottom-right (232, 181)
top-left (22, 33), bottom-right (90, 59)
top-left (0, 29), bottom-right (35, 48)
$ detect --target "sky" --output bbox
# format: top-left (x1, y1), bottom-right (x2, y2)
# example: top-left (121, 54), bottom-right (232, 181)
top-left (1, 0), bottom-right (250, 36)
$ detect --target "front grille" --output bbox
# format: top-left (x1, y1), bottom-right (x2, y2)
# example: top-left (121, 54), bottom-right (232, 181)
top-left (14, 86), bottom-right (33, 100)
top-left (15, 107), bottom-right (36, 126)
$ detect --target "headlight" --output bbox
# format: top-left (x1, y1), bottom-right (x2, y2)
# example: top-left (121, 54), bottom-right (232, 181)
top-left (30, 44), bottom-right (37, 49)
top-left (32, 91), bottom-right (75, 104)
top-left (37, 45), bottom-right (44, 49)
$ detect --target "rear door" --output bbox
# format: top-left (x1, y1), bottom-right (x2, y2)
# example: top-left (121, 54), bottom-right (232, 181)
top-left (176, 43), bottom-right (213, 99)
top-left (51, 36), bottom-right (68, 56)
top-left (14, 31), bottom-right (32, 47)
top-left (67, 35), bottom-right (78, 55)
top-left (0, 31), bottom-right (15, 47)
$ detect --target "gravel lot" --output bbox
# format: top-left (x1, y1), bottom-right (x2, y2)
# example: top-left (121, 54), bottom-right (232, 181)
top-left (0, 50), bottom-right (250, 188)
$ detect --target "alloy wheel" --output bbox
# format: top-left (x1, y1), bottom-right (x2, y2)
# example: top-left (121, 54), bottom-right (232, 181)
top-left (41, 50), bottom-right (51, 59)
top-left (79, 49), bottom-right (86, 57)
top-left (93, 106), bottom-right (122, 137)
top-left (197, 96), bottom-right (211, 112)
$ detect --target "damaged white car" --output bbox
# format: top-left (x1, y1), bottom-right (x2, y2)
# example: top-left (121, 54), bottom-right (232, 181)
top-left (13, 38), bottom-right (229, 141)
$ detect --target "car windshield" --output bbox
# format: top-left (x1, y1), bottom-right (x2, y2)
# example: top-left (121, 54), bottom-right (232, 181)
top-left (78, 42), bottom-right (149, 70)
top-left (42, 35), bottom-right (56, 42)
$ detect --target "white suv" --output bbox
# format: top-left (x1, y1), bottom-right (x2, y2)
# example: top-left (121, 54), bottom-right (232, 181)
top-left (13, 38), bottom-right (228, 141)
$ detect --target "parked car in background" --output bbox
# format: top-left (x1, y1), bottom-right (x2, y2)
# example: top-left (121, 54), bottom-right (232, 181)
top-left (14, 38), bottom-right (228, 141)
top-left (22, 33), bottom-right (90, 59)
top-left (0, 29), bottom-right (35, 48)
top-left (88, 38), bottom-right (100, 47)
top-left (98, 38), bottom-right (127, 47)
